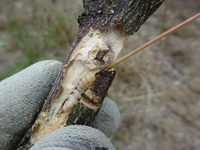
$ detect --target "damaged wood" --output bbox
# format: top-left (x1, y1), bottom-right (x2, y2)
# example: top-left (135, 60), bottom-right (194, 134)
top-left (16, 0), bottom-right (163, 149)
top-left (66, 70), bottom-right (116, 125)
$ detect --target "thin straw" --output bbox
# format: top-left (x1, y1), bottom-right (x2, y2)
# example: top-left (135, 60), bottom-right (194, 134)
top-left (105, 12), bottom-right (200, 70)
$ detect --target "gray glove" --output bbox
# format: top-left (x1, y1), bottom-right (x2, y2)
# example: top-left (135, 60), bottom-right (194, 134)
top-left (0, 60), bottom-right (120, 150)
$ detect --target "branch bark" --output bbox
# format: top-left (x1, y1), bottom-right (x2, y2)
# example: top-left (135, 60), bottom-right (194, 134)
top-left (16, 0), bottom-right (163, 149)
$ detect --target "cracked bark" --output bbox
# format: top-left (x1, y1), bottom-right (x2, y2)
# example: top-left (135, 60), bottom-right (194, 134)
top-left (16, 0), bottom-right (163, 149)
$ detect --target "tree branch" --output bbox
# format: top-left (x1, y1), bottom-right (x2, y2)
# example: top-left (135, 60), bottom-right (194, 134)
top-left (16, 0), bottom-right (163, 149)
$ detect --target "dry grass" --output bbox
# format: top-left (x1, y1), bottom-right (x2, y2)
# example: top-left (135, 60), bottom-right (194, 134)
top-left (111, 1), bottom-right (200, 149)
top-left (0, 0), bottom-right (200, 149)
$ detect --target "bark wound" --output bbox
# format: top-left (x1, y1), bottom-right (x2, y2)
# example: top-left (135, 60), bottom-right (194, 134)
top-left (16, 0), bottom-right (163, 149)
top-left (66, 70), bottom-right (116, 125)
top-left (95, 49), bottom-right (109, 65)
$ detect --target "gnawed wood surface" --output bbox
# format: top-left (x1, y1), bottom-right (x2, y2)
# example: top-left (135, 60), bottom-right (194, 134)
top-left (16, 0), bottom-right (163, 149)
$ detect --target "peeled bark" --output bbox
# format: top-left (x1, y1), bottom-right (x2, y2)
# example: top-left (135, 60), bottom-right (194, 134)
top-left (16, 0), bottom-right (163, 149)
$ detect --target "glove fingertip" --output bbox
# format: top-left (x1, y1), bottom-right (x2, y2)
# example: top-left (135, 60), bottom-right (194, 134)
top-left (0, 60), bottom-right (62, 150)
top-left (91, 97), bottom-right (121, 138)
top-left (30, 125), bottom-right (114, 150)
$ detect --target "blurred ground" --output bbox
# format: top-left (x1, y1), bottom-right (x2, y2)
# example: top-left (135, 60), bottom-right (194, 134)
top-left (0, 0), bottom-right (200, 150)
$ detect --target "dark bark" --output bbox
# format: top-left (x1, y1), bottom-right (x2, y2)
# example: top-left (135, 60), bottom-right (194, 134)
top-left (78, 0), bottom-right (164, 36)
top-left (66, 70), bottom-right (116, 125)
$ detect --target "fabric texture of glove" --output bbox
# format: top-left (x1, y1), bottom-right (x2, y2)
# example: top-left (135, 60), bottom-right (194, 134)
top-left (0, 60), bottom-right (62, 150)
top-left (30, 125), bottom-right (115, 150)
top-left (0, 60), bottom-right (120, 150)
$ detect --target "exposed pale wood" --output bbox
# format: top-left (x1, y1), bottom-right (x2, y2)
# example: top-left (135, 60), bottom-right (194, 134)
top-left (30, 27), bottom-right (126, 144)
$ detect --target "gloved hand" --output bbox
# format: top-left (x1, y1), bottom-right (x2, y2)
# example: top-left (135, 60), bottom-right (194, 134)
top-left (0, 60), bottom-right (120, 150)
